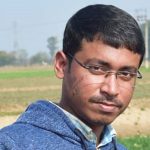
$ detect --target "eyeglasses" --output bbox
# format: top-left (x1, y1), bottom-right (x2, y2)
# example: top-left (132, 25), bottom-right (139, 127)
top-left (65, 53), bottom-right (142, 82)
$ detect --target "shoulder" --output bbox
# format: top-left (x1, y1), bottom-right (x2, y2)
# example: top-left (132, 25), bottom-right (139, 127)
top-left (0, 126), bottom-right (20, 150)
top-left (0, 123), bottom-right (81, 150)
top-left (0, 122), bottom-right (60, 149)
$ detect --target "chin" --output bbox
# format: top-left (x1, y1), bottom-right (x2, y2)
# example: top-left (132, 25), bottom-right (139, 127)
top-left (90, 113), bottom-right (119, 126)
top-left (96, 119), bottom-right (114, 126)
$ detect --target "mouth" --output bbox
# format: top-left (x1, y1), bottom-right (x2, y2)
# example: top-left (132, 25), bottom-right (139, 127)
top-left (89, 95), bottom-right (123, 113)
top-left (94, 102), bottom-right (120, 113)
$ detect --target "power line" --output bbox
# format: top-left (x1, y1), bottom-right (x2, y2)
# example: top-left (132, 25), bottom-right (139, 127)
top-left (13, 21), bottom-right (19, 51)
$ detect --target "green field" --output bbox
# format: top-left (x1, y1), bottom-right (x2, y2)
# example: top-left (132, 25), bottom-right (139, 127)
top-left (0, 66), bottom-right (62, 115)
top-left (119, 135), bottom-right (150, 150)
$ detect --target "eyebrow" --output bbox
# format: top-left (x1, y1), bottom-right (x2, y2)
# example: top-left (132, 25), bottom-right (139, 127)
top-left (119, 66), bottom-right (138, 72)
top-left (84, 58), bottom-right (110, 67)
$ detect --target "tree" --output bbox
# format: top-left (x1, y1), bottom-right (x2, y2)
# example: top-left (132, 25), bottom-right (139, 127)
top-left (29, 51), bottom-right (50, 65)
top-left (47, 36), bottom-right (58, 63)
top-left (15, 49), bottom-right (28, 66)
top-left (0, 51), bottom-right (16, 66)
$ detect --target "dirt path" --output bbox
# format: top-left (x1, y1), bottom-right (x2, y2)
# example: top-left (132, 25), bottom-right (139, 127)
top-left (113, 106), bottom-right (150, 137)
top-left (0, 99), bottom-right (150, 137)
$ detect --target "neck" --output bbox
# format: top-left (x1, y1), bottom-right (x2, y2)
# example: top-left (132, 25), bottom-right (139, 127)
top-left (91, 125), bottom-right (105, 145)
top-left (59, 100), bottom-right (105, 145)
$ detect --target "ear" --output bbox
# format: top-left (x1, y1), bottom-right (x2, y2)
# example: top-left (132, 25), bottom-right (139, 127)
top-left (54, 51), bottom-right (68, 79)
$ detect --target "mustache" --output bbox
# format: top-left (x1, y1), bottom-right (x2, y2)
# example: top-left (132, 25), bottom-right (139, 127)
top-left (88, 95), bottom-right (123, 107)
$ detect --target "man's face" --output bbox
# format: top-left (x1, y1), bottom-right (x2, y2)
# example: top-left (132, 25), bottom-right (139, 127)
top-left (57, 40), bottom-right (141, 129)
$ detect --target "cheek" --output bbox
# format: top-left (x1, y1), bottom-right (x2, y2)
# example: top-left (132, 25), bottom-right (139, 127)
top-left (120, 87), bottom-right (134, 108)
top-left (71, 75), bottom-right (98, 99)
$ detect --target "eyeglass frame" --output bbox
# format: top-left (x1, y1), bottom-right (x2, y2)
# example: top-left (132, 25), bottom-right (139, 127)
top-left (65, 52), bottom-right (142, 80)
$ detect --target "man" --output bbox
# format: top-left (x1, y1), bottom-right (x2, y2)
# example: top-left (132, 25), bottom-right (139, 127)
top-left (0, 4), bottom-right (145, 150)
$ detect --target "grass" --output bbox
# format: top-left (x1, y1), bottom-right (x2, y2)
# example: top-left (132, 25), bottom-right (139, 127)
top-left (0, 66), bottom-right (61, 115)
top-left (0, 66), bottom-right (55, 79)
top-left (130, 66), bottom-right (150, 99)
top-left (119, 135), bottom-right (150, 150)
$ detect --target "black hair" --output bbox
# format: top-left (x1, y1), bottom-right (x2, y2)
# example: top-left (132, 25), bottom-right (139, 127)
top-left (63, 4), bottom-right (145, 66)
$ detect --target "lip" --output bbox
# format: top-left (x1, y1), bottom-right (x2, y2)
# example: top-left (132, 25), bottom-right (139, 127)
top-left (96, 102), bottom-right (119, 113)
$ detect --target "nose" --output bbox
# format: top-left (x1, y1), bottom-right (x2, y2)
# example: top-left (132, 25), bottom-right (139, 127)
top-left (100, 74), bottom-right (119, 97)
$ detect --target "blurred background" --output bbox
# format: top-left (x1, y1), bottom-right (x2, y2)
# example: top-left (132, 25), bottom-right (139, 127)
top-left (0, 1), bottom-right (150, 149)
top-left (0, 0), bottom-right (150, 65)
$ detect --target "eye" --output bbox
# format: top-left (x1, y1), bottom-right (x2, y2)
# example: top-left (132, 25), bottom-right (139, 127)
top-left (88, 65), bottom-right (107, 75)
top-left (118, 71), bottom-right (135, 80)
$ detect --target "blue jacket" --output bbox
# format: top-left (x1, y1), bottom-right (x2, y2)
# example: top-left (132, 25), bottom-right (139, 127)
top-left (0, 100), bottom-right (127, 150)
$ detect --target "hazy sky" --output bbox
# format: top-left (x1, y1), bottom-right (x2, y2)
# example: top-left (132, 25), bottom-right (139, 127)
top-left (0, 0), bottom-right (150, 56)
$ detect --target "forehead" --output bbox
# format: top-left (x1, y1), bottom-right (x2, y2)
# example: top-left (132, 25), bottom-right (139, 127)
top-left (76, 40), bottom-right (141, 69)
